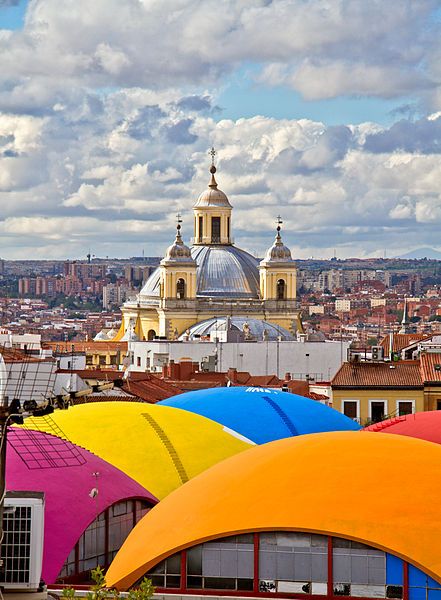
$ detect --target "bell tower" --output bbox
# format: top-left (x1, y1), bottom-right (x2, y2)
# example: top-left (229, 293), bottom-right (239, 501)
top-left (193, 148), bottom-right (233, 245)
top-left (159, 218), bottom-right (197, 301)
top-left (259, 218), bottom-right (297, 301)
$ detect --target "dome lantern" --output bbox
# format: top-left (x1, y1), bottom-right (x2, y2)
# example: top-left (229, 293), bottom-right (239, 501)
top-left (193, 148), bottom-right (233, 245)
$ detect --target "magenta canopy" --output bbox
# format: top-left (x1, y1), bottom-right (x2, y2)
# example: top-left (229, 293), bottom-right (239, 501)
top-left (6, 428), bottom-right (157, 584)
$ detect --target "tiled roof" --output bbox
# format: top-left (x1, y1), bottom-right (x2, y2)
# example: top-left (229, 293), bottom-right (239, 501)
top-left (380, 334), bottom-right (431, 355)
top-left (44, 341), bottom-right (128, 352)
top-left (332, 360), bottom-right (423, 388)
top-left (420, 352), bottom-right (441, 384)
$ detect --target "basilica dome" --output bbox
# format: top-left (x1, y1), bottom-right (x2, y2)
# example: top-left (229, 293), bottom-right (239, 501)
top-left (140, 244), bottom-right (260, 300)
top-left (180, 316), bottom-right (293, 341)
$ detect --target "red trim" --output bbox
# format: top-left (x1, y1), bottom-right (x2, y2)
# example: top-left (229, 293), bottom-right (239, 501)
top-left (74, 539), bottom-right (79, 576)
top-left (153, 586), bottom-right (389, 600)
top-left (327, 536), bottom-right (333, 597)
top-left (104, 507), bottom-right (110, 568)
top-left (403, 560), bottom-right (409, 600)
top-left (181, 549), bottom-right (187, 592)
top-left (254, 532), bottom-right (260, 593)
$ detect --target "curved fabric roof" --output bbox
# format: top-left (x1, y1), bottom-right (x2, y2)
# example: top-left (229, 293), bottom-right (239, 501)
top-left (160, 386), bottom-right (360, 444)
top-left (106, 431), bottom-right (441, 590)
top-left (139, 245), bottom-right (260, 300)
top-left (23, 402), bottom-right (252, 499)
top-left (365, 410), bottom-right (441, 443)
top-left (6, 429), bottom-right (155, 584)
top-left (179, 317), bottom-right (294, 341)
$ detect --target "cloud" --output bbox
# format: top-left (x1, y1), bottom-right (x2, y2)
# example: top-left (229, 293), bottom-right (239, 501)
top-left (0, 0), bottom-right (439, 104)
top-left (1, 89), bottom-right (441, 258)
top-left (1, 1), bottom-right (441, 259)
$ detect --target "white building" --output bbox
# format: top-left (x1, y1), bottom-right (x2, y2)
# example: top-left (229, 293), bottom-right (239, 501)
top-left (129, 338), bottom-right (349, 381)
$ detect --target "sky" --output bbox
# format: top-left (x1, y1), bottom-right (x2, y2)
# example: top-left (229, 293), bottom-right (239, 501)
top-left (1, 1), bottom-right (441, 260)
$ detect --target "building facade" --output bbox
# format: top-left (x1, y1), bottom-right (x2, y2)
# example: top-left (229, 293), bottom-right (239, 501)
top-left (114, 159), bottom-right (301, 341)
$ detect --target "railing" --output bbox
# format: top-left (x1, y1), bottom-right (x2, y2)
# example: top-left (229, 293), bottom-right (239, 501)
top-left (190, 236), bottom-right (234, 245)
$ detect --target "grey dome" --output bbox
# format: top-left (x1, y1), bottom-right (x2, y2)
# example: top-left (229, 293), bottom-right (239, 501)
top-left (139, 244), bottom-right (260, 300)
top-left (179, 317), bottom-right (294, 341)
top-left (262, 229), bottom-right (293, 264)
top-left (161, 226), bottom-right (195, 264)
top-left (193, 167), bottom-right (232, 209)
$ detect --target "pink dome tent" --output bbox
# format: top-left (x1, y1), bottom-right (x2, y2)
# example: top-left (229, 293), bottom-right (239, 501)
top-left (6, 427), bottom-right (157, 584)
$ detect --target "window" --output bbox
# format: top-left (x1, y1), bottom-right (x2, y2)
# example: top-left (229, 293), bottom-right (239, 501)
top-left (437, 400), bottom-right (441, 411)
top-left (136, 356), bottom-right (141, 367)
top-left (149, 554), bottom-right (181, 589)
top-left (227, 217), bottom-right (230, 240)
top-left (343, 401), bottom-right (359, 421)
top-left (211, 217), bottom-right (221, 243)
top-left (370, 401), bottom-right (386, 422)
top-left (397, 401), bottom-right (413, 416)
top-left (260, 532), bottom-right (327, 595)
top-left (176, 278), bottom-right (185, 299)
top-left (198, 216), bottom-right (203, 242)
top-left (277, 279), bottom-right (286, 300)
top-left (57, 500), bottom-right (152, 581)
top-left (333, 538), bottom-right (385, 596)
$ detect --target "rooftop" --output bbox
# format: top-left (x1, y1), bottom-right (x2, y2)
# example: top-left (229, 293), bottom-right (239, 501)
top-left (332, 360), bottom-right (423, 388)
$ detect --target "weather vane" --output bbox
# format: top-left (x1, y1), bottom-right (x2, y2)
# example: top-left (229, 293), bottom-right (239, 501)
top-left (209, 146), bottom-right (216, 166)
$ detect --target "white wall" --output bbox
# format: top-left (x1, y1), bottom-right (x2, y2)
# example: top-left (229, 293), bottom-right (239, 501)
top-left (129, 339), bottom-right (349, 381)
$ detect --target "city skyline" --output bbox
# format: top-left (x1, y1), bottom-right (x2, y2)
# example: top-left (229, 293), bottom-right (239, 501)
top-left (1, 1), bottom-right (441, 260)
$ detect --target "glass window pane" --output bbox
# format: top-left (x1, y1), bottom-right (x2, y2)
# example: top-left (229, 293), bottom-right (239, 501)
top-left (187, 546), bottom-right (202, 575)
top-left (166, 553), bottom-right (181, 575)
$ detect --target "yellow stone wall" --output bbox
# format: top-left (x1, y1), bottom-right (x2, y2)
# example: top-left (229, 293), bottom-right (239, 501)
top-left (332, 388), bottom-right (425, 425)
top-left (193, 207), bottom-right (232, 244)
top-left (423, 386), bottom-right (441, 411)
top-left (260, 266), bottom-right (297, 300)
top-left (160, 266), bottom-right (197, 300)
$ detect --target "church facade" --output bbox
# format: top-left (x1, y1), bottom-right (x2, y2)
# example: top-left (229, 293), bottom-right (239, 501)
top-left (113, 157), bottom-right (301, 342)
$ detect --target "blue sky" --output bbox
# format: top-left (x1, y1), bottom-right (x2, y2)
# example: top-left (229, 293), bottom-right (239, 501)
top-left (0, 0), bottom-right (27, 30)
top-left (0, 0), bottom-right (441, 260)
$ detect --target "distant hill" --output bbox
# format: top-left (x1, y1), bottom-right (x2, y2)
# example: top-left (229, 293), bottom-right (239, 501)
top-left (397, 247), bottom-right (441, 260)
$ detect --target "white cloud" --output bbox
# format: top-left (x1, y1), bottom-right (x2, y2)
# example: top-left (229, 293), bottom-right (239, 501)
top-left (0, 1), bottom-right (441, 258)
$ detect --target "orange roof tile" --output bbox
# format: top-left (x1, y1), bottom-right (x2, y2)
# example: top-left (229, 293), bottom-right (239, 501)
top-left (380, 333), bottom-right (431, 355)
top-left (420, 352), bottom-right (441, 384)
top-left (332, 360), bottom-right (423, 388)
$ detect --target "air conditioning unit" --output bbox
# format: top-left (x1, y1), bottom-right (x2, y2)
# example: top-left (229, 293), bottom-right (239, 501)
top-left (372, 346), bottom-right (384, 361)
top-left (0, 492), bottom-right (44, 593)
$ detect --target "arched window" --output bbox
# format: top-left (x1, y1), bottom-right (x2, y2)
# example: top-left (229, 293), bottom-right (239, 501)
top-left (277, 279), bottom-right (286, 300)
top-left (57, 500), bottom-right (152, 582)
top-left (176, 278), bottom-right (186, 299)
top-left (147, 329), bottom-right (156, 341)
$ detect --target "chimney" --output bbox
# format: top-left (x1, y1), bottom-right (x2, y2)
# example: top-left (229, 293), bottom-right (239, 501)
top-left (227, 367), bottom-right (238, 383)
